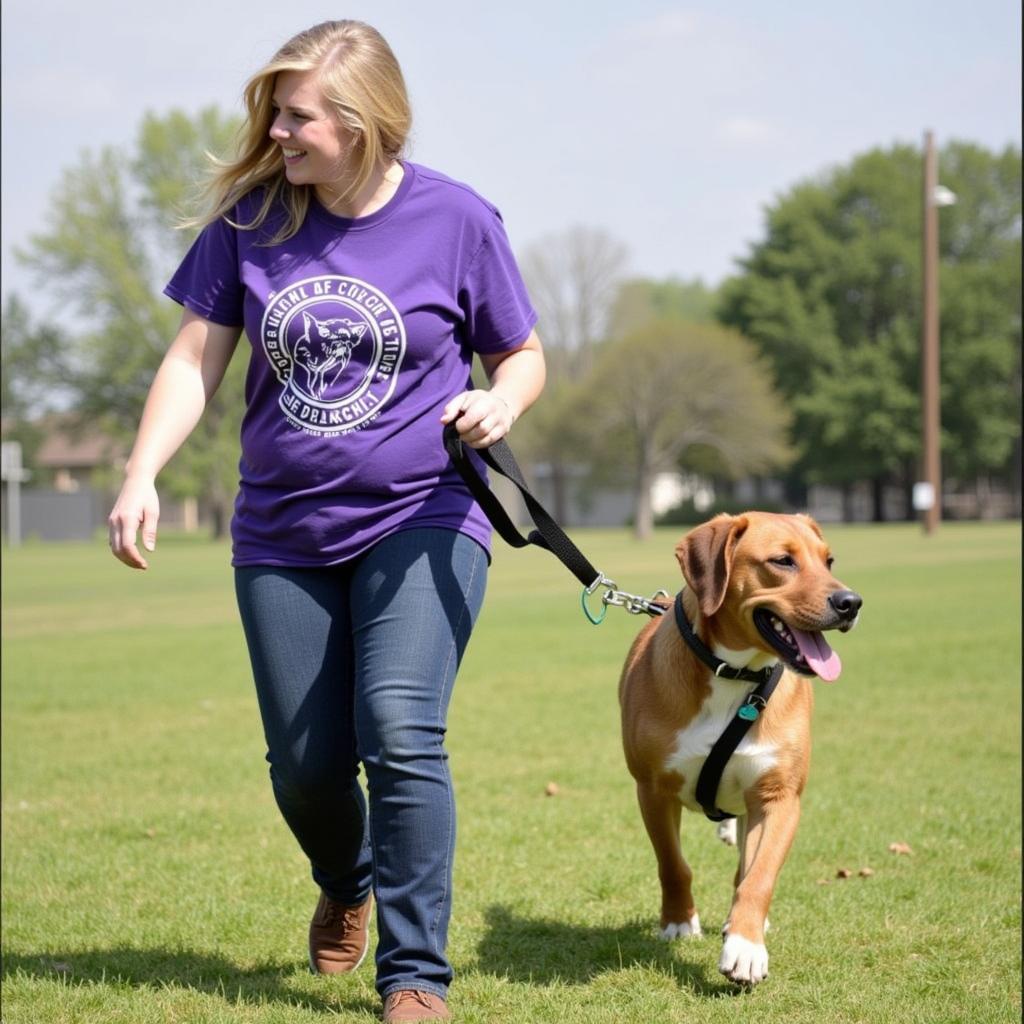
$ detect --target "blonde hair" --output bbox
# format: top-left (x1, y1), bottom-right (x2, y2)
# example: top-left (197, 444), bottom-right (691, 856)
top-left (188, 20), bottom-right (411, 243)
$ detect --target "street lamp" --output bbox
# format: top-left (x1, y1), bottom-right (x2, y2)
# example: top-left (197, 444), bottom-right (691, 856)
top-left (916, 131), bottom-right (956, 535)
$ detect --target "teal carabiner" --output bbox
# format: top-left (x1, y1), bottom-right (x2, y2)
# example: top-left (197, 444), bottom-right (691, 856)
top-left (581, 586), bottom-right (608, 625)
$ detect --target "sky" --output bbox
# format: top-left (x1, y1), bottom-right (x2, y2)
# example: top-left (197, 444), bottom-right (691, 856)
top-left (2, 0), bottom-right (1021, 324)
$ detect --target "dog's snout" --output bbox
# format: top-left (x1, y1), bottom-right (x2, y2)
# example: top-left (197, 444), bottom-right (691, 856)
top-left (828, 589), bottom-right (862, 620)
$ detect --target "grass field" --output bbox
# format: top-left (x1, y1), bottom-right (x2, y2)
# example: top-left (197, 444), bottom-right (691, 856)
top-left (2, 522), bottom-right (1021, 1024)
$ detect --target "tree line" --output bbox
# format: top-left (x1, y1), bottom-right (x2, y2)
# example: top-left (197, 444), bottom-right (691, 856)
top-left (2, 109), bottom-right (1020, 537)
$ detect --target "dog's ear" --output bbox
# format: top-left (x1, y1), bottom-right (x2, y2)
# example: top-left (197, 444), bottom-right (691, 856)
top-left (675, 514), bottom-right (750, 617)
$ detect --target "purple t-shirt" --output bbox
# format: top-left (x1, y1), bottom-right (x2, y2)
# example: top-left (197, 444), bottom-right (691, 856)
top-left (165, 162), bottom-right (537, 566)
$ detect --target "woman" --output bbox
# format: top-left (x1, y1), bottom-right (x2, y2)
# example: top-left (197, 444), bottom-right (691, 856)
top-left (108, 20), bottom-right (544, 1023)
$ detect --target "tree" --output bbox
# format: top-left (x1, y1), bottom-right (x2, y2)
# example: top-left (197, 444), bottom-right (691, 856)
top-left (931, 143), bottom-right (1021, 497)
top-left (517, 226), bottom-right (629, 522)
top-left (1, 296), bottom-right (67, 418)
top-left (718, 141), bottom-right (1021, 519)
top-left (576, 318), bottom-right (792, 539)
top-left (16, 108), bottom-right (245, 536)
top-left (609, 276), bottom-right (718, 336)
top-left (1, 296), bottom-right (68, 469)
top-left (520, 225), bottom-right (629, 376)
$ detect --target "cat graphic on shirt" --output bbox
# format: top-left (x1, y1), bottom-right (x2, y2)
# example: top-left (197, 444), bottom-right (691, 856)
top-left (293, 312), bottom-right (367, 399)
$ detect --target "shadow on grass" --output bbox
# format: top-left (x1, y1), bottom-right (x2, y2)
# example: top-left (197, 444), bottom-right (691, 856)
top-left (475, 905), bottom-right (737, 997)
top-left (0, 947), bottom-right (378, 1016)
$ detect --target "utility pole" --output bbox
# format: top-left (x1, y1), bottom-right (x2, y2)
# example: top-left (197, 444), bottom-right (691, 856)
top-left (919, 130), bottom-right (942, 535)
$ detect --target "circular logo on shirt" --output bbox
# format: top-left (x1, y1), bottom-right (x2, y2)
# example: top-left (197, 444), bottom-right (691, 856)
top-left (259, 274), bottom-right (407, 435)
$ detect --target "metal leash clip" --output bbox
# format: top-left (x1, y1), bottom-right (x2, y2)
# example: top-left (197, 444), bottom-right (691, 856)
top-left (605, 586), bottom-right (672, 617)
top-left (582, 574), bottom-right (670, 625)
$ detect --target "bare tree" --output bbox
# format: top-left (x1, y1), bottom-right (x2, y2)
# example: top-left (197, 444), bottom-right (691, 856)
top-left (521, 225), bottom-right (628, 376)
top-left (578, 318), bottom-right (793, 539)
top-left (517, 226), bottom-right (628, 521)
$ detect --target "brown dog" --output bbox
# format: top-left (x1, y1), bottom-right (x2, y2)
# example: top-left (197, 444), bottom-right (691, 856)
top-left (619, 512), bottom-right (861, 985)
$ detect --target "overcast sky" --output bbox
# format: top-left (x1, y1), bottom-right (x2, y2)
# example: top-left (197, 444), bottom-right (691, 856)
top-left (2, 0), bottom-right (1020, 323)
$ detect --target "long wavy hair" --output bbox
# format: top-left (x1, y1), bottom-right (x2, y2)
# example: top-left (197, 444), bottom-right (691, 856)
top-left (186, 20), bottom-right (411, 244)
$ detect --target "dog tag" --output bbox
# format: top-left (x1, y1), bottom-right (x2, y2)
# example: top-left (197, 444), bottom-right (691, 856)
top-left (738, 705), bottom-right (759, 722)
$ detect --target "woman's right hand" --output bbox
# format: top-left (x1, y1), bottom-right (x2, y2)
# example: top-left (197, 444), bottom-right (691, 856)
top-left (108, 475), bottom-right (160, 570)
top-left (105, 310), bottom-right (242, 571)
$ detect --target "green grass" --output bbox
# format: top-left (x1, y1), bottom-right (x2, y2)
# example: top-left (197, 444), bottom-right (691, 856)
top-left (2, 522), bottom-right (1021, 1023)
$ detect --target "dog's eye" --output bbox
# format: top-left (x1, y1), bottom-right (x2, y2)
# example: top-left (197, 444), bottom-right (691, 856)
top-left (826, 556), bottom-right (835, 569)
top-left (770, 555), bottom-right (797, 569)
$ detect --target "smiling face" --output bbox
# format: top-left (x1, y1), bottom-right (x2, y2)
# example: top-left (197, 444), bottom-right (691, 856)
top-left (676, 512), bottom-right (862, 682)
top-left (728, 516), bottom-right (857, 679)
top-left (269, 69), bottom-right (358, 205)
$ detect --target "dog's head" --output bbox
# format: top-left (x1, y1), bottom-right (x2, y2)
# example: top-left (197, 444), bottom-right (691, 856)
top-left (675, 512), bottom-right (861, 681)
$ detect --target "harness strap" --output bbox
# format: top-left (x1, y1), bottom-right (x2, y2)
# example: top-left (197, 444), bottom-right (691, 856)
top-left (694, 664), bottom-right (784, 821)
top-left (443, 422), bottom-right (601, 589)
top-left (674, 592), bottom-right (785, 821)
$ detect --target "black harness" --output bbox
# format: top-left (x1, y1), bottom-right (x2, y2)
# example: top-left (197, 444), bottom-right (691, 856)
top-left (674, 592), bottom-right (784, 821)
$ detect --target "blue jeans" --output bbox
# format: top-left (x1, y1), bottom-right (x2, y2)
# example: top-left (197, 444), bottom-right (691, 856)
top-left (234, 528), bottom-right (488, 1000)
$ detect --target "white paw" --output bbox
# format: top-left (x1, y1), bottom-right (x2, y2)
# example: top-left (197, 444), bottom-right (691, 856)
top-left (716, 819), bottom-right (738, 846)
top-left (659, 913), bottom-right (703, 940)
top-left (719, 933), bottom-right (769, 985)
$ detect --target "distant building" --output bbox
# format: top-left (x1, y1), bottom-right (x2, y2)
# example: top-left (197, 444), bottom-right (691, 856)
top-left (2, 416), bottom-right (201, 542)
top-left (35, 420), bottom-right (126, 494)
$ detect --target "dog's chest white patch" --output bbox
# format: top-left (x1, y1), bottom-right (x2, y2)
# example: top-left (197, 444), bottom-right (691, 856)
top-left (664, 684), bottom-right (779, 816)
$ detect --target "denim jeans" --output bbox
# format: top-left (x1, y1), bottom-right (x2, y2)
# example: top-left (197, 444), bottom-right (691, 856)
top-left (234, 528), bottom-right (488, 1000)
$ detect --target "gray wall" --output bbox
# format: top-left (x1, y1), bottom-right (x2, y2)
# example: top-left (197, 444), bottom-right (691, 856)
top-left (2, 487), bottom-right (102, 542)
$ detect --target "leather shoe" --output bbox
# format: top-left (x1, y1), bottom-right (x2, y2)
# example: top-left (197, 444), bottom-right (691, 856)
top-left (308, 891), bottom-right (372, 974)
top-left (382, 989), bottom-right (451, 1021)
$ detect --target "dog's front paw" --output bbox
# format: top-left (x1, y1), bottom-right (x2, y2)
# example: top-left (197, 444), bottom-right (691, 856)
top-left (719, 933), bottom-right (769, 986)
top-left (659, 913), bottom-right (702, 940)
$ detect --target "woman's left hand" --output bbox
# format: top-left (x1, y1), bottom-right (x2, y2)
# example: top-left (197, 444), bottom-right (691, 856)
top-left (441, 389), bottom-right (517, 449)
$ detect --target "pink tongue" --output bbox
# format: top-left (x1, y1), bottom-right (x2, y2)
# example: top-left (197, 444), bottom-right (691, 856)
top-left (791, 628), bottom-right (842, 682)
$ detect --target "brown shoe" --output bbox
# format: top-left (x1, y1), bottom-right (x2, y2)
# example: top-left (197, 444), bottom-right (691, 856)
top-left (308, 891), bottom-right (372, 974)
top-left (382, 989), bottom-right (451, 1022)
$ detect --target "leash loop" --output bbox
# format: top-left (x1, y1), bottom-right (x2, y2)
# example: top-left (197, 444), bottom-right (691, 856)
top-left (582, 572), bottom-right (617, 625)
top-left (581, 584), bottom-right (610, 625)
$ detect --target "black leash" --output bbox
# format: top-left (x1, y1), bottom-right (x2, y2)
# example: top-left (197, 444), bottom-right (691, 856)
top-left (674, 593), bottom-right (784, 821)
top-left (442, 422), bottom-right (602, 589)
top-left (443, 423), bottom-right (669, 619)
top-left (445, 423), bottom-right (784, 822)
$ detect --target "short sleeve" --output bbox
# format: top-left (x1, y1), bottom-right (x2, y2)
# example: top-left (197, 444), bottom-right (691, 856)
top-left (457, 213), bottom-right (537, 354)
top-left (164, 215), bottom-right (245, 326)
